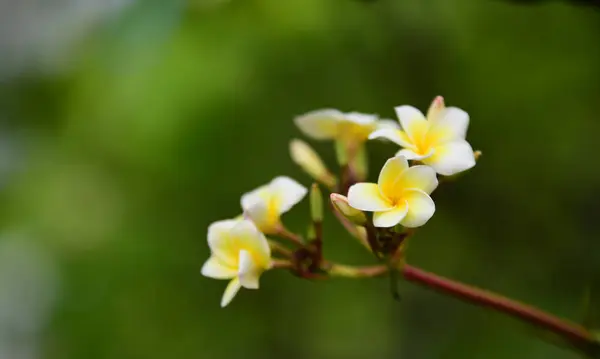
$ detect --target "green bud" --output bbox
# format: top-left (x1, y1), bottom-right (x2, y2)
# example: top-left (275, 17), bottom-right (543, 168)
top-left (310, 184), bottom-right (323, 222)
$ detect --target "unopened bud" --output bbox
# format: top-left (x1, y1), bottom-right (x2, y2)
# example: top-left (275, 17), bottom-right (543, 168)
top-left (310, 184), bottom-right (323, 222)
top-left (330, 193), bottom-right (367, 226)
top-left (427, 95), bottom-right (445, 120)
top-left (290, 139), bottom-right (337, 189)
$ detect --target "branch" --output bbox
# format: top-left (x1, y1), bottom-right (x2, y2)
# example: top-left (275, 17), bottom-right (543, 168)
top-left (402, 264), bottom-right (599, 355)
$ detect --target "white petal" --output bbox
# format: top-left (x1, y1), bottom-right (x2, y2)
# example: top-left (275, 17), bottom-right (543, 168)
top-left (373, 203), bottom-right (408, 228)
top-left (398, 165), bottom-right (438, 194)
top-left (207, 219), bottom-right (240, 266)
top-left (347, 183), bottom-right (394, 212)
top-left (368, 129), bottom-right (412, 147)
top-left (221, 278), bottom-right (242, 307)
top-left (294, 109), bottom-right (343, 140)
top-left (395, 148), bottom-right (433, 161)
top-left (240, 184), bottom-right (269, 212)
top-left (201, 256), bottom-right (237, 279)
top-left (394, 105), bottom-right (428, 143)
top-left (377, 156), bottom-right (409, 199)
top-left (428, 107), bottom-right (469, 143)
top-left (376, 119), bottom-right (401, 130)
top-left (425, 140), bottom-right (475, 176)
top-left (238, 250), bottom-right (261, 289)
top-left (244, 201), bottom-right (275, 233)
top-left (344, 112), bottom-right (378, 125)
top-left (230, 220), bottom-right (271, 267)
top-left (270, 176), bottom-right (308, 214)
top-left (400, 189), bottom-right (435, 228)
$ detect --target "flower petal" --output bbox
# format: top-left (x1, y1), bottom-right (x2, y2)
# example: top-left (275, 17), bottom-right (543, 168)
top-left (344, 112), bottom-right (378, 126)
top-left (238, 250), bottom-right (261, 289)
top-left (230, 220), bottom-right (271, 268)
top-left (377, 156), bottom-right (409, 199)
top-left (347, 183), bottom-right (394, 212)
top-left (201, 256), bottom-right (237, 279)
top-left (376, 119), bottom-right (401, 130)
top-left (373, 202), bottom-right (408, 228)
top-left (395, 148), bottom-right (433, 161)
top-left (428, 107), bottom-right (469, 144)
top-left (398, 165), bottom-right (438, 194)
top-left (426, 96), bottom-right (445, 122)
top-left (369, 129), bottom-right (412, 147)
top-left (207, 219), bottom-right (240, 266)
top-left (244, 201), bottom-right (277, 233)
top-left (294, 109), bottom-right (343, 140)
top-left (271, 176), bottom-right (308, 214)
top-left (394, 105), bottom-right (428, 143)
top-left (425, 140), bottom-right (475, 176)
top-left (221, 278), bottom-right (242, 307)
top-left (241, 184), bottom-right (269, 212)
top-left (400, 189), bottom-right (435, 228)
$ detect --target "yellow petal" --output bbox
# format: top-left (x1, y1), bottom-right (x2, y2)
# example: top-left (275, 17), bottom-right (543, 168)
top-left (294, 109), bottom-right (342, 140)
top-left (394, 105), bottom-right (428, 144)
top-left (377, 156), bottom-right (409, 200)
top-left (221, 278), bottom-right (242, 307)
top-left (373, 203), bottom-right (408, 228)
top-left (347, 183), bottom-right (394, 212)
top-left (400, 189), bottom-right (435, 228)
top-left (207, 219), bottom-right (241, 266)
top-left (397, 165), bottom-right (438, 194)
top-left (230, 220), bottom-right (272, 269)
top-left (201, 256), bottom-right (237, 279)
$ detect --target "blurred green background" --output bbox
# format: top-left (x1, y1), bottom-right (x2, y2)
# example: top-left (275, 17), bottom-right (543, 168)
top-left (1, 0), bottom-right (600, 358)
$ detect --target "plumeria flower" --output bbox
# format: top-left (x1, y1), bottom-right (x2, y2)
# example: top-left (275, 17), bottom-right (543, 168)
top-left (369, 96), bottom-right (476, 176)
top-left (294, 110), bottom-right (381, 144)
top-left (201, 219), bottom-right (273, 307)
top-left (241, 176), bottom-right (307, 234)
top-left (347, 156), bottom-right (438, 228)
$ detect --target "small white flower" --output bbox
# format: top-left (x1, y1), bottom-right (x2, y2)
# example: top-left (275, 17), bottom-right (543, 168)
top-left (369, 96), bottom-right (476, 176)
top-left (241, 176), bottom-right (307, 233)
top-left (347, 156), bottom-right (438, 228)
top-left (294, 110), bottom-right (380, 144)
top-left (201, 219), bottom-right (272, 307)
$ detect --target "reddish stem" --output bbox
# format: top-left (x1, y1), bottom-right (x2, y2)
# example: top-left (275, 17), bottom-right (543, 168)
top-left (402, 264), bottom-right (597, 352)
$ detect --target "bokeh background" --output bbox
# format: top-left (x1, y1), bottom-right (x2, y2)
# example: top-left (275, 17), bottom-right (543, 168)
top-left (1, 0), bottom-right (600, 358)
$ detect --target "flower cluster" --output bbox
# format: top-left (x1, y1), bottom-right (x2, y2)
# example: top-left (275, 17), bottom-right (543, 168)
top-left (201, 96), bottom-right (479, 307)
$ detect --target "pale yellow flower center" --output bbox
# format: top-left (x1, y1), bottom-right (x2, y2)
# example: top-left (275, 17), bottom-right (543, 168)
top-left (404, 120), bottom-right (450, 156)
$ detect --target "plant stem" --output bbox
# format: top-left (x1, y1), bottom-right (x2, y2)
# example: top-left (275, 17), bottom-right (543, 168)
top-left (326, 262), bottom-right (389, 278)
top-left (401, 264), bottom-right (598, 353)
top-left (274, 225), bottom-right (304, 247)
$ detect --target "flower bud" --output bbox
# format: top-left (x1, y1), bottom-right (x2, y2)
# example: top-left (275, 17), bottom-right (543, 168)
top-left (330, 193), bottom-right (367, 226)
top-left (290, 139), bottom-right (337, 189)
top-left (310, 184), bottom-right (323, 222)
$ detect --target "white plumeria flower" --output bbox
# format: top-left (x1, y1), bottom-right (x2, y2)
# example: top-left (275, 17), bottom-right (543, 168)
top-left (241, 176), bottom-right (307, 234)
top-left (347, 156), bottom-right (438, 228)
top-left (294, 109), bottom-right (381, 144)
top-left (369, 96), bottom-right (476, 176)
top-left (201, 219), bottom-right (272, 307)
